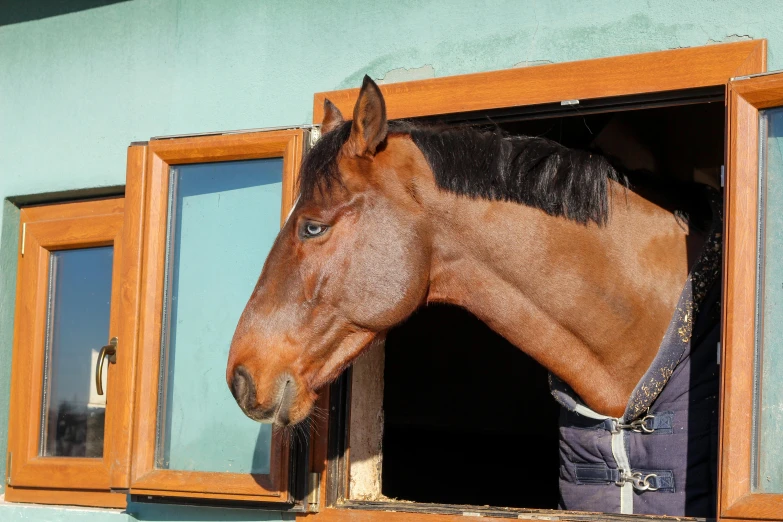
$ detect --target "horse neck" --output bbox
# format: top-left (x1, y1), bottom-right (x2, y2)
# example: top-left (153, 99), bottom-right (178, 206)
top-left (423, 180), bottom-right (697, 417)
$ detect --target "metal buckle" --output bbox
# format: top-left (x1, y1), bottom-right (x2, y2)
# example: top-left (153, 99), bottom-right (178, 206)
top-left (615, 469), bottom-right (628, 486)
top-left (631, 414), bottom-right (656, 433)
top-left (630, 472), bottom-right (659, 491)
top-left (617, 470), bottom-right (660, 491)
top-left (644, 474), bottom-right (660, 491)
top-left (616, 414), bottom-right (656, 433)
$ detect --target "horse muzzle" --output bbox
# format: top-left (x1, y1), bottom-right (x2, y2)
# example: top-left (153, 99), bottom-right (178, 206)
top-left (230, 366), bottom-right (297, 427)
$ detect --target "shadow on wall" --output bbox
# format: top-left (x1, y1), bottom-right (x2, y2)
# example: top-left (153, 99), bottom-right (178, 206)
top-left (127, 502), bottom-right (296, 522)
top-left (0, 0), bottom-right (129, 26)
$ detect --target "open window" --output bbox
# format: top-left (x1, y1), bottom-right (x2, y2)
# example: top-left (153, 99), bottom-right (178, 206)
top-left (302, 40), bottom-right (775, 522)
top-left (337, 95), bottom-right (727, 516)
top-left (126, 129), bottom-right (312, 506)
top-left (6, 198), bottom-right (129, 508)
top-left (719, 71), bottom-right (783, 520)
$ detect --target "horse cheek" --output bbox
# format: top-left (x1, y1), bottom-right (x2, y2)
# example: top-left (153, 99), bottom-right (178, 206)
top-left (343, 227), bottom-right (426, 330)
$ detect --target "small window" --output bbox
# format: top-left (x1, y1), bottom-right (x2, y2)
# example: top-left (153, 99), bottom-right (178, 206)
top-left (156, 159), bottom-right (284, 476)
top-left (6, 198), bottom-right (128, 508)
top-left (128, 129), bottom-right (310, 504)
top-left (720, 71), bottom-right (783, 520)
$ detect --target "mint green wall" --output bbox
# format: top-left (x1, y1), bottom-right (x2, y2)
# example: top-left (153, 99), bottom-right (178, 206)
top-left (0, 201), bottom-right (19, 498)
top-left (1, 0), bottom-right (782, 519)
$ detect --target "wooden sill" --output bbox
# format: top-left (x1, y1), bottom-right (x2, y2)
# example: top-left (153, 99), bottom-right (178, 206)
top-left (3, 486), bottom-right (127, 509)
top-left (299, 501), bottom-right (705, 522)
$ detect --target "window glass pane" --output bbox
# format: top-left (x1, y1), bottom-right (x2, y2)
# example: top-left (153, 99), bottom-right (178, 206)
top-left (41, 246), bottom-right (113, 458)
top-left (756, 106), bottom-right (783, 492)
top-left (156, 159), bottom-right (282, 474)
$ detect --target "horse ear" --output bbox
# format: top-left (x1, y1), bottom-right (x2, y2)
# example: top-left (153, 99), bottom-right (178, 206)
top-left (348, 75), bottom-right (387, 156)
top-left (321, 99), bottom-right (344, 135)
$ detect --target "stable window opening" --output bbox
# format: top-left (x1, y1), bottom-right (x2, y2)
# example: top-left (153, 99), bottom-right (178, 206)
top-left (342, 95), bottom-right (726, 514)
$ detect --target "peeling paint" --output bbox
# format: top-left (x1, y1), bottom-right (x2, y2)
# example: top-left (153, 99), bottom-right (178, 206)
top-left (706, 34), bottom-right (753, 44)
top-left (513, 59), bottom-right (554, 68)
top-left (376, 64), bottom-right (435, 84)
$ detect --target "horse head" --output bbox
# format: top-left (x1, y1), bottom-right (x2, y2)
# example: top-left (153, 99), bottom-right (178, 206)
top-left (226, 77), bottom-right (434, 427)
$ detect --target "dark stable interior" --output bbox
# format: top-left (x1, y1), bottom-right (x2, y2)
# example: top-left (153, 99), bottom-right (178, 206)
top-left (382, 304), bottom-right (560, 508)
top-left (377, 100), bottom-right (725, 509)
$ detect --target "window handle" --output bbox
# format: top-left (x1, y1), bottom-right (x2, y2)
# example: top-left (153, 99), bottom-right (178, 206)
top-left (96, 337), bottom-right (118, 396)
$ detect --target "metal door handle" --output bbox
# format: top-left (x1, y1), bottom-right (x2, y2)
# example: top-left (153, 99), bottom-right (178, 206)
top-left (95, 337), bottom-right (118, 396)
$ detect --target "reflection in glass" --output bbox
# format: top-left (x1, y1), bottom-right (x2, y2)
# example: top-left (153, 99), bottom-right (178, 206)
top-left (41, 246), bottom-right (113, 458)
top-left (756, 107), bottom-right (783, 492)
top-left (156, 159), bottom-right (282, 474)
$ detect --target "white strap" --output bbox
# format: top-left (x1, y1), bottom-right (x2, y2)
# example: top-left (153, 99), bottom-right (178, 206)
top-left (573, 402), bottom-right (634, 514)
top-left (572, 402), bottom-right (612, 421)
top-left (611, 430), bottom-right (634, 514)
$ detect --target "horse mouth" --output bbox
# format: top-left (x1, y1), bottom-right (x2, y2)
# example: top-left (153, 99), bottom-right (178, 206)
top-left (270, 378), bottom-right (294, 426)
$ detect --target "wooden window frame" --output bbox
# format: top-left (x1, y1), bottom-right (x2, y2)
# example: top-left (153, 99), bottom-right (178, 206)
top-left (719, 72), bottom-right (783, 521)
top-left (127, 129), bottom-right (307, 503)
top-left (6, 198), bottom-right (128, 508)
top-left (305, 40), bottom-right (768, 522)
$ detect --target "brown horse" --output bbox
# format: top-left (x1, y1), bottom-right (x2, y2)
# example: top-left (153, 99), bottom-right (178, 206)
top-left (227, 76), bottom-right (724, 515)
top-left (227, 76), bottom-right (704, 429)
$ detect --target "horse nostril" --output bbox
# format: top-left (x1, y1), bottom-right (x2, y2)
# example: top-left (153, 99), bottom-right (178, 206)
top-left (231, 366), bottom-right (256, 409)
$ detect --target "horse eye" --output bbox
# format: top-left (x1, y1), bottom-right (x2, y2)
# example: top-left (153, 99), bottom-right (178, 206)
top-left (302, 222), bottom-right (328, 239)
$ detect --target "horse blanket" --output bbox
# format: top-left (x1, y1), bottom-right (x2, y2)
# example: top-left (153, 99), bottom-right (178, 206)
top-left (550, 190), bottom-right (722, 517)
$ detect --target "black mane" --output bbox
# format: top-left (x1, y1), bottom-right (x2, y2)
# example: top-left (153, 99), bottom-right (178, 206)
top-left (299, 120), bottom-right (623, 225)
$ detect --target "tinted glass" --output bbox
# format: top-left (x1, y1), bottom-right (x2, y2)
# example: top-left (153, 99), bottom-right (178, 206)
top-left (755, 106), bottom-right (783, 492)
top-left (156, 159), bottom-right (282, 474)
top-left (41, 246), bottom-right (114, 458)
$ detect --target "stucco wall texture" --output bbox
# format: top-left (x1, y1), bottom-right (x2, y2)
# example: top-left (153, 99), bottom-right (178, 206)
top-left (1, 0), bottom-right (782, 520)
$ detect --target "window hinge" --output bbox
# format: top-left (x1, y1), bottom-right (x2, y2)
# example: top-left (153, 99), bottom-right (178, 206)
top-left (6, 451), bottom-right (11, 486)
top-left (20, 223), bottom-right (26, 256)
top-left (309, 126), bottom-right (322, 148)
top-left (721, 165), bottom-right (725, 188)
top-left (717, 341), bottom-right (722, 365)
top-left (306, 472), bottom-right (321, 513)
top-left (561, 99), bottom-right (579, 106)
